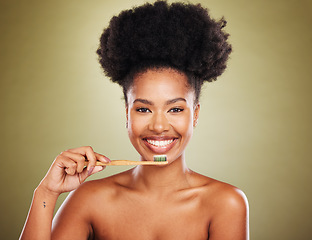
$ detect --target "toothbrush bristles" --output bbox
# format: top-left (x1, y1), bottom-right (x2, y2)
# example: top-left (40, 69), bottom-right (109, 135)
top-left (153, 155), bottom-right (167, 162)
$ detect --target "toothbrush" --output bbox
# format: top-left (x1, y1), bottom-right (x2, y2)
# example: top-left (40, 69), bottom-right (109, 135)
top-left (84, 155), bottom-right (167, 166)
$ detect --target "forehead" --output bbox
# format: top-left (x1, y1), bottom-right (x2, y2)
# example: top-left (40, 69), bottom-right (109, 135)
top-left (128, 68), bottom-right (194, 102)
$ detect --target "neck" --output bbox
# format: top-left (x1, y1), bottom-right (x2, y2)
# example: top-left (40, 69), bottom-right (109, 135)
top-left (131, 154), bottom-right (191, 194)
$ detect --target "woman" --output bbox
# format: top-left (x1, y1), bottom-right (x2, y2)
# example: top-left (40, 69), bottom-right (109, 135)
top-left (20, 1), bottom-right (249, 239)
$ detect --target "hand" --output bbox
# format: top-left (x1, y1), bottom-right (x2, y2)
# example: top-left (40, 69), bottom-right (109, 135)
top-left (38, 146), bottom-right (110, 195)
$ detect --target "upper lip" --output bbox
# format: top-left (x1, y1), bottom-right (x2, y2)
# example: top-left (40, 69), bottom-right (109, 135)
top-left (143, 136), bottom-right (177, 141)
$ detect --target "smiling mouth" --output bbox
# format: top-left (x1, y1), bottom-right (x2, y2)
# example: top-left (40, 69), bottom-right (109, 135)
top-left (143, 137), bottom-right (177, 154)
top-left (145, 139), bottom-right (174, 147)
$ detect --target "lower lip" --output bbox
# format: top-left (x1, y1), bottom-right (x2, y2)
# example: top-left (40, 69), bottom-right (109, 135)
top-left (143, 139), bottom-right (177, 154)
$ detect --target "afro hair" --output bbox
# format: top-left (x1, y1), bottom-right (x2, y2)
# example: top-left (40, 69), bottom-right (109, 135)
top-left (97, 0), bottom-right (232, 102)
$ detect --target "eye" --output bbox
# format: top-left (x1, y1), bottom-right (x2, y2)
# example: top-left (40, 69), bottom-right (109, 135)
top-left (168, 107), bottom-right (184, 113)
top-left (136, 107), bottom-right (151, 113)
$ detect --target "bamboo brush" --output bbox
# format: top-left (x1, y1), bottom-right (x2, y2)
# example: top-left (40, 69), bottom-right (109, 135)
top-left (84, 155), bottom-right (167, 166)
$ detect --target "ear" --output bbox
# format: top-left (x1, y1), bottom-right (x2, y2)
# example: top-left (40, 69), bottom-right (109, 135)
top-left (125, 106), bottom-right (129, 128)
top-left (125, 106), bottom-right (129, 121)
top-left (193, 103), bottom-right (200, 127)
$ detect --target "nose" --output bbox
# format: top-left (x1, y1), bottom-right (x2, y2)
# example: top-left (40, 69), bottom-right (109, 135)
top-left (148, 111), bottom-right (170, 133)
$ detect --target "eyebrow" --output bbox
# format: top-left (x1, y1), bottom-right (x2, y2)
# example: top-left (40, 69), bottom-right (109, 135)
top-left (133, 98), bottom-right (186, 105)
top-left (166, 97), bottom-right (186, 105)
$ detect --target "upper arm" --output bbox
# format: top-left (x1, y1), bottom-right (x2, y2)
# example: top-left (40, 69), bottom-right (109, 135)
top-left (209, 187), bottom-right (249, 240)
top-left (51, 184), bottom-right (93, 240)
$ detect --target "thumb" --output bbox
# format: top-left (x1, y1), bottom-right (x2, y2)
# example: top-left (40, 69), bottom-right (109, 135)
top-left (90, 166), bottom-right (105, 175)
top-left (79, 166), bottom-right (105, 183)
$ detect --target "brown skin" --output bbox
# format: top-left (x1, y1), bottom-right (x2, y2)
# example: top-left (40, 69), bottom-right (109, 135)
top-left (20, 68), bottom-right (249, 240)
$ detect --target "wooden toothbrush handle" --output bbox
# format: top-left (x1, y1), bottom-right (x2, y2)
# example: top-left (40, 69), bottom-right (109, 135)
top-left (84, 160), bottom-right (168, 167)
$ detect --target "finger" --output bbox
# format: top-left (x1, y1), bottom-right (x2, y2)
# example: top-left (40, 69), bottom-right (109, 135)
top-left (91, 166), bottom-right (105, 174)
top-left (67, 146), bottom-right (97, 173)
top-left (95, 152), bottom-right (111, 163)
top-left (79, 166), bottom-right (105, 183)
top-left (65, 166), bottom-right (76, 175)
top-left (61, 151), bottom-right (86, 173)
top-left (56, 156), bottom-right (78, 176)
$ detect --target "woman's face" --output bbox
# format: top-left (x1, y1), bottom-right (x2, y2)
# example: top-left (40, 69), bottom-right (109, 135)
top-left (126, 68), bottom-right (200, 163)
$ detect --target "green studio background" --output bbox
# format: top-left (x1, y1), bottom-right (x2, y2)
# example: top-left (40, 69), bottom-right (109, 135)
top-left (1, 0), bottom-right (311, 239)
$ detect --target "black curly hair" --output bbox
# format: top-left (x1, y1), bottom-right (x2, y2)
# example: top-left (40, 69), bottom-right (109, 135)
top-left (97, 0), bottom-right (232, 104)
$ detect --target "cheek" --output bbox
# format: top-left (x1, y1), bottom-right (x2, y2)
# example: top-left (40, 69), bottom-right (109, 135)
top-left (128, 113), bottom-right (146, 137)
top-left (171, 113), bottom-right (194, 135)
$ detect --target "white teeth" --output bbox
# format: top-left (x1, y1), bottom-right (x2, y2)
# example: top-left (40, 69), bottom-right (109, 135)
top-left (146, 139), bottom-right (174, 147)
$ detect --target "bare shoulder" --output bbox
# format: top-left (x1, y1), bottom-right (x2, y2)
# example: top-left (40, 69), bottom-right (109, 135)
top-left (188, 171), bottom-right (249, 220)
top-left (208, 179), bottom-right (248, 212)
top-left (72, 169), bottom-right (134, 201)
top-left (189, 171), bottom-right (249, 239)
top-left (53, 171), bottom-right (131, 220)
top-left (190, 171), bottom-right (248, 206)
top-left (52, 170), bottom-right (133, 239)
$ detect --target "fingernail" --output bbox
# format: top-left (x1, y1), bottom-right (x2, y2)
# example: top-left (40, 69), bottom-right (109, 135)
top-left (88, 167), bottom-right (94, 175)
top-left (104, 156), bottom-right (111, 162)
top-left (97, 166), bottom-right (105, 171)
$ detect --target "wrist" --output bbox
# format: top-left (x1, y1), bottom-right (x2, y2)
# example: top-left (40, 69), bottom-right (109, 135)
top-left (35, 184), bottom-right (60, 199)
